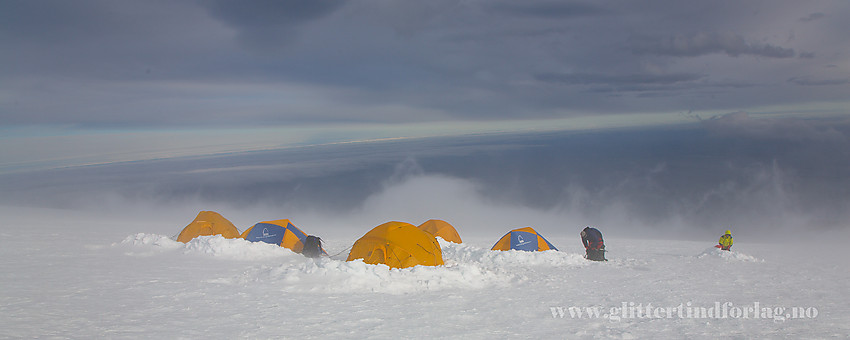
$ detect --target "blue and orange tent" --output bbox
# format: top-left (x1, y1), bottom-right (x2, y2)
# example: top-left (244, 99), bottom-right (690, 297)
top-left (491, 227), bottom-right (558, 252)
top-left (241, 219), bottom-right (326, 255)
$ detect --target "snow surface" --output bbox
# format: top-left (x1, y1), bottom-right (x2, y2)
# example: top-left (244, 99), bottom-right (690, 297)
top-left (2, 208), bottom-right (849, 338)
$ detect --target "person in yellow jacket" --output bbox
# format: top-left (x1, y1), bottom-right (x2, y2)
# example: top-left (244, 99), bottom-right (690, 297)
top-left (718, 230), bottom-right (733, 251)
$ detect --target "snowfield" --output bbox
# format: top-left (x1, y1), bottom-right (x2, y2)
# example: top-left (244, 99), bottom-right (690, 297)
top-left (1, 207), bottom-right (849, 338)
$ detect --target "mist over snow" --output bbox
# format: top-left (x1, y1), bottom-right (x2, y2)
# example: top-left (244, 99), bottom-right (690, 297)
top-left (2, 116), bottom-right (849, 242)
top-left (2, 205), bottom-right (848, 338)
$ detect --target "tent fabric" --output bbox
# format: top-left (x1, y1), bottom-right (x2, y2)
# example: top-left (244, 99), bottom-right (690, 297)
top-left (491, 227), bottom-right (558, 252)
top-left (241, 219), bottom-right (323, 254)
top-left (347, 221), bottom-right (444, 269)
top-left (176, 211), bottom-right (241, 243)
top-left (417, 219), bottom-right (462, 243)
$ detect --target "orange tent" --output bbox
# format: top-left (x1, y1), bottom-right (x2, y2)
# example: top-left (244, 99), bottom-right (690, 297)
top-left (347, 221), bottom-right (444, 269)
top-left (417, 219), bottom-right (462, 243)
top-left (176, 211), bottom-right (241, 243)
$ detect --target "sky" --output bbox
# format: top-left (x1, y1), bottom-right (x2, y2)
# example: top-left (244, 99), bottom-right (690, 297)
top-left (2, 0), bottom-right (849, 169)
top-left (1, 1), bottom-right (850, 239)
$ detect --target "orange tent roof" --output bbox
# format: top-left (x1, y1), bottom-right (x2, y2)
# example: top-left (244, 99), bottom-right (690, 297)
top-left (347, 221), bottom-right (444, 269)
top-left (417, 219), bottom-right (462, 243)
top-left (176, 211), bottom-right (241, 243)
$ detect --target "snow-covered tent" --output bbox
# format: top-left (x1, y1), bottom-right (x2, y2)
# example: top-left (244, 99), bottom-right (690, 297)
top-left (491, 227), bottom-right (558, 252)
top-left (176, 211), bottom-right (241, 243)
top-left (347, 221), bottom-right (444, 269)
top-left (417, 219), bottom-right (462, 243)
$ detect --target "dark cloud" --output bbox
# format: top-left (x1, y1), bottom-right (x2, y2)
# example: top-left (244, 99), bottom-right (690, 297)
top-left (0, 1), bottom-right (104, 43)
top-left (0, 0), bottom-right (233, 80)
top-left (205, 0), bottom-right (344, 26)
top-left (535, 72), bottom-right (703, 86)
top-left (800, 12), bottom-right (826, 22)
top-left (201, 0), bottom-right (346, 49)
top-left (787, 76), bottom-right (850, 86)
top-left (700, 111), bottom-right (848, 143)
top-left (487, 1), bottom-right (611, 19)
top-left (630, 32), bottom-right (796, 58)
top-left (798, 52), bottom-right (816, 59)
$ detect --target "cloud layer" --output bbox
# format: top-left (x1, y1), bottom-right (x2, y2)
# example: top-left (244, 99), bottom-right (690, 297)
top-left (3, 117), bottom-right (848, 240)
top-left (2, 0), bottom-right (848, 127)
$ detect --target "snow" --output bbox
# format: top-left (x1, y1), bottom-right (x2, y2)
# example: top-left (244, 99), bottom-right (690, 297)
top-left (2, 207), bottom-right (849, 338)
top-left (696, 246), bottom-right (763, 262)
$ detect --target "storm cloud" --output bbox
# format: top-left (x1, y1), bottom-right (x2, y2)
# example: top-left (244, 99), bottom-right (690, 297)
top-left (1, 0), bottom-right (848, 127)
top-left (629, 32), bottom-right (796, 58)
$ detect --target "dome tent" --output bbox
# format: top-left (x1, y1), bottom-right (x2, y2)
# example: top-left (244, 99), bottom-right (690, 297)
top-left (241, 219), bottom-right (325, 255)
top-left (417, 219), bottom-right (462, 243)
top-left (176, 211), bottom-right (241, 243)
top-left (347, 221), bottom-right (444, 269)
top-left (491, 227), bottom-right (558, 252)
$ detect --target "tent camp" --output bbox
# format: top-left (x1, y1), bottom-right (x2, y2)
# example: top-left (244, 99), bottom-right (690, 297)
top-left (176, 211), bottom-right (241, 243)
top-left (491, 227), bottom-right (558, 252)
top-left (347, 221), bottom-right (444, 269)
top-left (417, 219), bottom-right (462, 243)
top-left (241, 219), bottom-right (324, 255)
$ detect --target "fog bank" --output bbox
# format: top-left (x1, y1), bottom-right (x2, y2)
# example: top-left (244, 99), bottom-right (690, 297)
top-left (2, 116), bottom-right (849, 242)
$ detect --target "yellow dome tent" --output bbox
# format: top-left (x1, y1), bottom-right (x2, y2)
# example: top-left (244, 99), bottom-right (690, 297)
top-left (176, 211), bottom-right (241, 243)
top-left (417, 219), bottom-right (462, 243)
top-left (347, 221), bottom-right (444, 269)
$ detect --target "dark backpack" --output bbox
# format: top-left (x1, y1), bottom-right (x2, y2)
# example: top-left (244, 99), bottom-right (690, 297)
top-left (301, 235), bottom-right (323, 258)
top-left (582, 228), bottom-right (604, 250)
